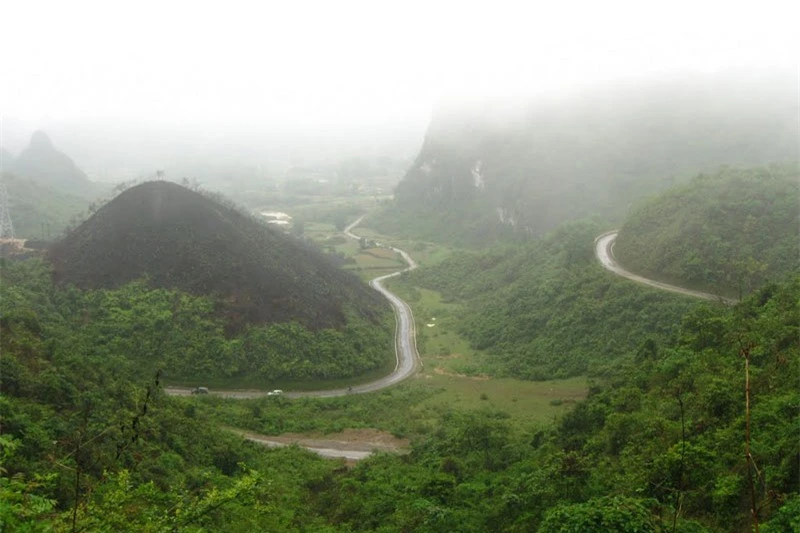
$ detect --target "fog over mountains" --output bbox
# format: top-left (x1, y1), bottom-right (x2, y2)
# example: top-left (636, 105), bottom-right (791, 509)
top-left (373, 71), bottom-right (799, 244)
top-left (5, 131), bottom-right (97, 196)
top-left (1, 119), bottom-right (426, 191)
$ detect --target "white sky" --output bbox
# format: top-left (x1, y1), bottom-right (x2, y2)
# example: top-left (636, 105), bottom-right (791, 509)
top-left (1, 0), bottom-right (797, 127)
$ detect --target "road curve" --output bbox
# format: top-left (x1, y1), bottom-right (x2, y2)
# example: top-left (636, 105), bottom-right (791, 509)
top-left (595, 231), bottom-right (737, 304)
top-left (164, 215), bottom-right (421, 399)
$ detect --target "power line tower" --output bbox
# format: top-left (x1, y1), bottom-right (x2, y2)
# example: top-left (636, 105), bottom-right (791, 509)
top-left (0, 176), bottom-right (15, 240)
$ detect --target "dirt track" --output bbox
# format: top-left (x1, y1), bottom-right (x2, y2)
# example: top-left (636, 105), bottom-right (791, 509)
top-left (164, 215), bottom-right (421, 401)
top-left (227, 428), bottom-right (410, 461)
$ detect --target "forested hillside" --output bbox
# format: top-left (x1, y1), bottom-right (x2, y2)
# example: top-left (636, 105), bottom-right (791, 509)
top-left (371, 72), bottom-right (798, 246)
top-left (1, 259), bottom-right (392, 384)
top-left (3, 256), bottom-right (797, 530)
top-left (614, 165), bottom-right (799, 298)
top-left (404, 221), bottom-right (698, 378)
top-left (317, 278), bottom-right (799, 532)
top-left (49, 180), bottom-right (386, 331)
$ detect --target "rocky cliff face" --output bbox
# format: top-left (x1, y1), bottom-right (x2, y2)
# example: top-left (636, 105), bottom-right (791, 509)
top-left (388, 72), bottom-right (799, 243)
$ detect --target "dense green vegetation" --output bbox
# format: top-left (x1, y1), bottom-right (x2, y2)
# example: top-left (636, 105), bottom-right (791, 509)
top-left (614, 165), bottom-right (799, 298)
top-left (405, 220), bottom-right (698, 379)
top-left (2, 132), bottom-right (798, 530)
top-left (49, 181), bottom-right (386, 332)
top-left (3, 255), bottom-right (797, 530)
top-left (1, 259), bottom-right (392, 384)
top-left (373, 73), bottom-right (798, 246)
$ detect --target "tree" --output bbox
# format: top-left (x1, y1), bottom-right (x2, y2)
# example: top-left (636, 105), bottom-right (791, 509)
top-left (537, 496), bottom-right (661, 532)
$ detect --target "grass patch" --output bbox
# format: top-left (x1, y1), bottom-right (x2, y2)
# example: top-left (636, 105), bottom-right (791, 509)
top-left (414, 374), bottom-right (588, 425)
top-left (349, 224), bottom-right (456, 267)
top-left (183, 373), bottom-right (587, 439)
top-left (386, 278), bottom-right (473, 372)
top-left (383, 276), bottom-right (589, 425)
top-left (181, 381), bottom-right (445, 437)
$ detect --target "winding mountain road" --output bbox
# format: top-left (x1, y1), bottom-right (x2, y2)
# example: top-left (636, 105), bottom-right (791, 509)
top-left (164, 215), bottom-right (421, 399)
top-left (595, 231), bottom-right (737, 304)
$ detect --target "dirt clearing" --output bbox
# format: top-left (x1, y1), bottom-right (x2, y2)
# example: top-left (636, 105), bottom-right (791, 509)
top-left (228, 427), bottom-right (410, 461)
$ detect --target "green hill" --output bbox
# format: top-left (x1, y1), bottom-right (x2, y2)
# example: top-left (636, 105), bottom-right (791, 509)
top-left (4, 240), bottom-right (796, 531)
top-left (48, 180), bottom-right (385, 331)
top-left (614, 165), bottom-right (799, 298)
top-left (403, 221), bottom-right (698, 379)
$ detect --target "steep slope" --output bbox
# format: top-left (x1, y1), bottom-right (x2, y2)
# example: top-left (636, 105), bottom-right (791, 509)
top-left (48, 180), bottom-right (385, 330)
top-left (9, 130), bottom-right (99, 197)
top-left (613, 165), bottom-right (799, 297)
top-left (372, 72), bottom-right (798, 245)
top-left (403, 221), bottom-right (697, 378)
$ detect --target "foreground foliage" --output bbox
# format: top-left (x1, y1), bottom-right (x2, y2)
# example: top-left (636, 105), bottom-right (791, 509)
top-left (2, 245), bottom-right (797, 530)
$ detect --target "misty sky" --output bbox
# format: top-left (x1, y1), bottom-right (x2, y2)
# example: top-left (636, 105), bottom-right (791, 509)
top-left (2, 0), bottom-right (797, 128)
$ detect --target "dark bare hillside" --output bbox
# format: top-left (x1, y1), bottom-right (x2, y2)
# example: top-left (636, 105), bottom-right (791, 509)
top-left (48, 180), bottom-right (384, 330)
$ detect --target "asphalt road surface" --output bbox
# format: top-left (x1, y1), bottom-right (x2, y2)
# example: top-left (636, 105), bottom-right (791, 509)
top-left (595, 231), bottom-right (737, 304)
top-left (164, 215), bottom-right (421, 399)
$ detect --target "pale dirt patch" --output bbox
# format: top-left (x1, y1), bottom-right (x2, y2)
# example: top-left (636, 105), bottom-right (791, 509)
top-left (0, 238), bottom-right (31, 253)
top-left (229, 427), bottom-right (409, 454)
top-left (433, 367), bottom-right (490, 381)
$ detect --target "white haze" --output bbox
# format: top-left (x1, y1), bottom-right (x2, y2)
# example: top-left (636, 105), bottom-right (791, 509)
top-left (2, 0), bottom-right (797, 128)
